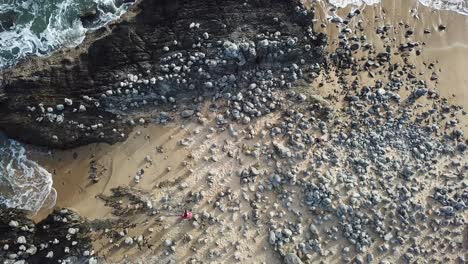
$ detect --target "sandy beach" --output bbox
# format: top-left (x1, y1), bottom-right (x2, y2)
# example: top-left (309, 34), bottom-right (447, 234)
top-left (311, 0), bottom-right (468, 127)
top-left (4, 0), bottom-right (465, 263)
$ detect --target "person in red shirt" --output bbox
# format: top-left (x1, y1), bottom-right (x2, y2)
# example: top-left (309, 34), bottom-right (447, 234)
top-left (180, 209), bottom-right (193, 220)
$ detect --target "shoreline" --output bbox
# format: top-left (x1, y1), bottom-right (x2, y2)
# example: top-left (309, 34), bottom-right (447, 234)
top-left (1, 0), bottom-right (468, 263)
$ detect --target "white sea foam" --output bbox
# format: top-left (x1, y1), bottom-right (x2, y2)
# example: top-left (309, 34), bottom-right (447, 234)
top-left (418, 0), bottom-right (468, 15)
top-left (0, 139), bottom-right (55, 213)
top-left (0, 0), bottom-right (133, 69)
top-left (326, 0), bottom-right (381, 8)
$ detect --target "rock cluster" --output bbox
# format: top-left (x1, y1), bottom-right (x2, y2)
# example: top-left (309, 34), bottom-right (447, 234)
top-left (0, 0), bottom-right (325, 148)
top-left (0, 207), bottom-right (93, 263)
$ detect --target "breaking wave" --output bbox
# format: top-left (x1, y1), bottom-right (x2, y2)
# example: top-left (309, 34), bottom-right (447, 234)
top-left (0, 137), bottom-right (56, 214)
top-left (0, 0), bottom-right (133, 69)
top-left (418, 0), bottom-right (468, 15)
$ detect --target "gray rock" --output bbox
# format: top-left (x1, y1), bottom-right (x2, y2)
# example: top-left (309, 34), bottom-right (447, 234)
top-left (270, 174), bottom-right (282, 187)
top-left (9, 220), bottom-right (19, 228)
top-left (413, 88), bottom-right (428, 98)
top-left (350, 43), bottom-right (360, 51)
top-left (17, 236), bottom-right (26, 244)
top-left (78, 105), bottom-right (87, 112)
top-left (384, 233), bottom-right (393, 241)
top-left (124, 237), bottom-right (134, 245)
top-left (181, 110), bottom-right (195, 118)
top-left (309, 224), bottom-right (319, 237)
top-left (164, 239), bottom-right (173, 247)
top-left (56, 104), bottom-right (64, 111)
top-left (283, 228), bottom-right (293, 238)
top-left (64, 98), bottom-right (73, 106)
top-left (404, 252), bottom-right (414, 262)
top-left (269, 231), bottom-right (276, 245)
top-left (272, 141), bottom-right (291, 158)
top-left (402, 166), bottom-right (414, 180)
top-left (284, 253), bottom-right (304, 264)
top-left (331, 16), bottom-right (343, 24)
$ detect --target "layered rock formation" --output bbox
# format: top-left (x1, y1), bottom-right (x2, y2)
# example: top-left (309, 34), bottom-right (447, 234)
top-left (0, 0), bottom-right (326, 149)
top-left (0, 207), bottom-right (92, 263)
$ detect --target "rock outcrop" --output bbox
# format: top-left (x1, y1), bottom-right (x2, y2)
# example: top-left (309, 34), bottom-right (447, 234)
top-left (0, 207), bottom-right (93, 263)
top-left (0, 0), bottom-right (326, 148)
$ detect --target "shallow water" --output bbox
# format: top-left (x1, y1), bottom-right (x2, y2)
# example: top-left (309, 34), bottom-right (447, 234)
top-left (0, 0), bottom-right (133, 214)
top-left (0, 136), bottom-right (56, 213)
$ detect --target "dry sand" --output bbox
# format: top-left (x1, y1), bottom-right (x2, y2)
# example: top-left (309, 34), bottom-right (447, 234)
top-left (30, 0), bottom-right (468, 263)
top-left (34, 115), bottom-right (281, 263)
top-left (310, 0), bottom-right (468, 129)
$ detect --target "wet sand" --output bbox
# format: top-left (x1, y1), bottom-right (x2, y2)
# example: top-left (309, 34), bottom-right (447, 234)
top-left (310, 0), bottom-right (468, 129)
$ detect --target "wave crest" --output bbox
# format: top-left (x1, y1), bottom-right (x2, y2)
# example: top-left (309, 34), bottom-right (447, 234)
top-left (418, 0), bottom-right (468, 15)
top-left (0, 0), bottom-right (133, 69)
top-left (0, 139), bottom-right (55, 214)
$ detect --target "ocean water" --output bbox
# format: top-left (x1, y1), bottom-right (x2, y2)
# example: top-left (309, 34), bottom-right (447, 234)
top-left (0, 0), bottom-right (133, 69)
top-left (0, 135), bottom-right (56, 213)
top-left (0, 0), bottom-right (132, 213)
top-left (0, 0), bottom-right (466, 214)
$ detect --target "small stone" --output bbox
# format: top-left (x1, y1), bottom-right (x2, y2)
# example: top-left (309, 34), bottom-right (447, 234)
top-left (283, 228), bottom-right (293, 238)
top-left (17, 236), bottom-right (26, 244)
top-left (26, 246), bottom-right (37, 255)
top-left (79, 105), bottom-right (87, 112)
top-left (384, 233), bottom-right (393, 241)
top-left (145, 155), bottom-right (152, 163)
top-left (331, 16), bottom-right (343, 24)
top-left (404, 252), bottom-right (414, 262)
top-left (284, 253), bottom-right (304, 264)
top-left (181, 110), bottom-right (195, 118)
top-left (350, 43), bottom-right (360, 51)
top-left (413, 88), bottom-right (428, 98)
top-left (68, 228), bottom-right (77, 235)
top-left (269, 231), bottom-right (276, 244)
top-left (125, 237), bottom-right (134, 245)
top-left (56, 104), bottom-right (64, 111)
top-left (164, 239), bottom-right (173, 247)
top-left (9, 220), bottom-right (19, 228)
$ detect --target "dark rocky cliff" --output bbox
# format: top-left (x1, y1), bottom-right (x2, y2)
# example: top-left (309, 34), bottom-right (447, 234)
top-left (0, 0), bottom-right (326, 148)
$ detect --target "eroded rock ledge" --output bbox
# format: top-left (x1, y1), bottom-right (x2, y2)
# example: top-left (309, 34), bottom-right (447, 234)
top-left (0, 0), bottom-right (326, 149)
top-left (0, 207), bottom-right (92, 263)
